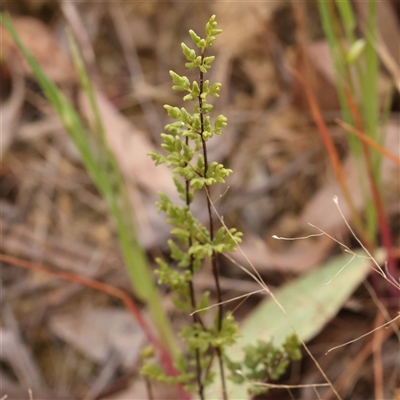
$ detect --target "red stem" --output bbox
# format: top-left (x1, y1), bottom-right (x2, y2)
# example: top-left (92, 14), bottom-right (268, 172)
top-left (337, 120), bottom-right (400, 167)
top-left (343, 89), bottom-right (398, 297)
top-left (290, 67), bottom-right (370, 247)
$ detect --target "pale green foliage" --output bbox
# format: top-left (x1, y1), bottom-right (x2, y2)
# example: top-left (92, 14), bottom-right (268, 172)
top-left (143, 14), bottom-right (302, 397)
top-left (180, 315), bottom-right (239, 354)
top-left (141, 357), bottom-right (197, 391)
top-left (142, 15), bottom-right (243, 393)
top-left (225, 334), bottom-right (302, 395)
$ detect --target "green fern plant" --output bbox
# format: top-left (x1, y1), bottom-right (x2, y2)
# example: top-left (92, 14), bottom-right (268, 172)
top-left (142, 16), bottom-right (240, 400)
top-left (142, 15), bottom-right (302, 400)
top-left (1, 11), bottom-right (303, 399)
top-left (225, 334), bottom-right (302, 396)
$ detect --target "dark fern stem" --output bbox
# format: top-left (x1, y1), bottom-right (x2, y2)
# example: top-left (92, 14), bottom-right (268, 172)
top-left (185, 137), bottom-right (205, 400)
top-left (198, 51), bottom-right (227, 400)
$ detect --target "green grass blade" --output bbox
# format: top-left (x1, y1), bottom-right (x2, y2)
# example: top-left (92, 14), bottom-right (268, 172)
top-left (359, 0), bottom-right (380, 239)
top-left (361, 0), bottom-right (379, 145)
top-left (336, 0), bottom-right (356, 40)
top-left (317, 1), bottom-right (354, 124)
top-left (1, 12), bottom-right (177, 357)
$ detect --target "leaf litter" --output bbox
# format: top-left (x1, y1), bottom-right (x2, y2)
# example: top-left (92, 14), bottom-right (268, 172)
top-left (0, 2), bottom-right (399, 399)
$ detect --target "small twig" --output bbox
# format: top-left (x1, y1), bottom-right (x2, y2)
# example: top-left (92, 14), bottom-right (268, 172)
top-left (235, 370), bottom-right (330, 389)
top-left (363, 280), bottom-right (400, 341)
top-left (333, 196), bottom-right (400, 291)
top-left (325, 313), bottom-right (400, 354)
top-left (313, 385), bottom-right (323, 400)
top-left (322, 317), bottom-right (398, 400)
top-left (190, 289), bottom-right (264, 315)
top-left (272, 232), bottom-right (324, 241)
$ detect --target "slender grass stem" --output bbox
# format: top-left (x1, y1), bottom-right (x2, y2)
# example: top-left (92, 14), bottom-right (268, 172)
top-left (344, 90), bottom-right (398, 297)
top-left (291, 68), bottom-right (370, 247)
top-left (0, 13), bottom-right (178, 361)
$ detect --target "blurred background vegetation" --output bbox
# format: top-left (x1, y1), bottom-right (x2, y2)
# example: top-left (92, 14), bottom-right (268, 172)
top-left (1, 1), bottom-right (399, 399)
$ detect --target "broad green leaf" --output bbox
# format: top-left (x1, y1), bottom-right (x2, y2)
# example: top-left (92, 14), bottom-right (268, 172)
top-left (209, 249), bottom-right (383, 399)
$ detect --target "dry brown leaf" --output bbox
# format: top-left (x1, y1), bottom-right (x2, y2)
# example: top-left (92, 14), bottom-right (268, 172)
top-left (78, 89), bottom-right (174, 196)
top-left (301, 118), bottom-right (400, 233)
top-left (232, 118), bottom-right (399, 274)
top-left (78, 88), bottom-right (177, 248)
